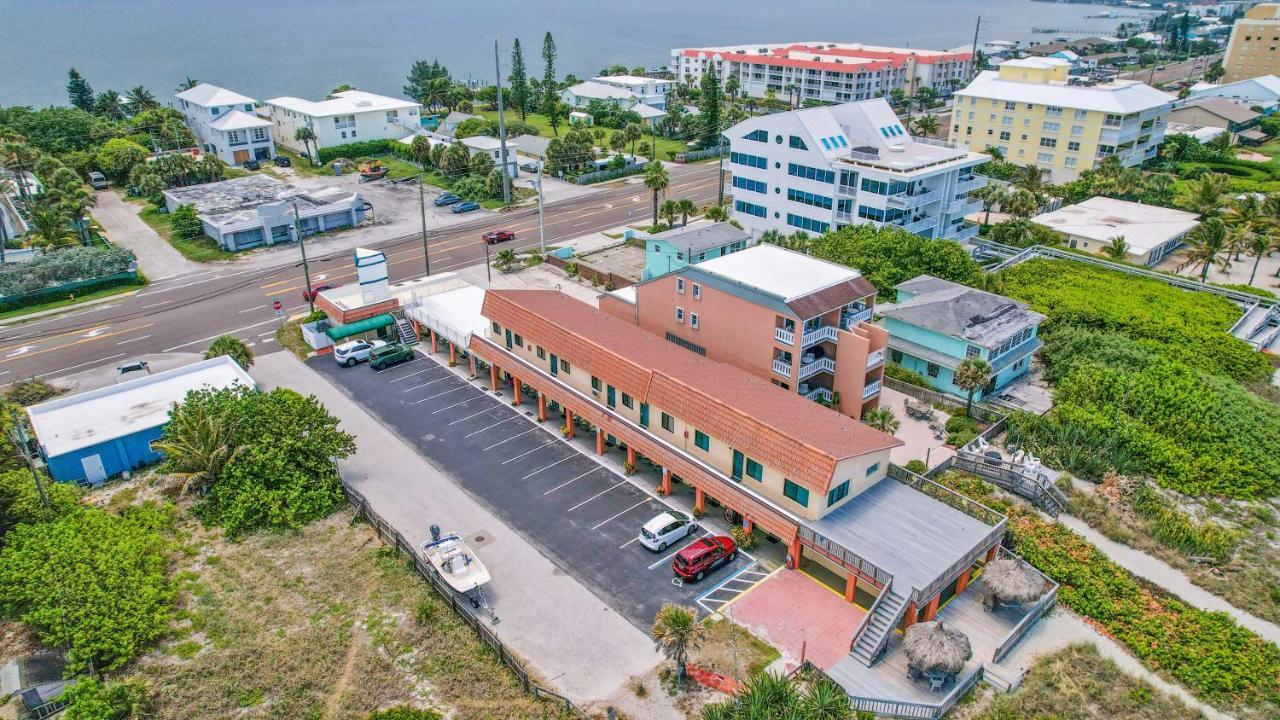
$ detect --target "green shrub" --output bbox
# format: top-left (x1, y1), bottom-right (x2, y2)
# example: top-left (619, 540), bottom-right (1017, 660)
top-left (316, 139), bottom-right (408, 164)
top-left (1214, 282), bottom-right (1277, 299)
top-left (169, 203), bottom-right (204, 241)
top-left (904, 459), bottom-right (928, 474)
top-left (204, 334), bottom-right (254, 369)
top-left (63, 677), bottom-right (152, 720)
top-left (806, 223), bottom-right (983, 300)
top-left (944, 416), bottom-right (980, 434)
top-left (885, 363), bottom-right (932, 388)
top-left (0, 468), bottom-right (81, 538)
top-left (1130, 486), bottom-right (1241, 561)
top-left (4, 378), bottom-right (62, 406)
top-left (0, 245), bottom-right (136, 296)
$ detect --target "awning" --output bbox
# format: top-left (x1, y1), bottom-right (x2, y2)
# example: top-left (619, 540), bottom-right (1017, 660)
top-left (325, 313), bottom-right (394, 341)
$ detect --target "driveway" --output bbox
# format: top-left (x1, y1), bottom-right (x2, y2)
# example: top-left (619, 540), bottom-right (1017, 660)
top-left (93, 190), bottom-right (199, 280)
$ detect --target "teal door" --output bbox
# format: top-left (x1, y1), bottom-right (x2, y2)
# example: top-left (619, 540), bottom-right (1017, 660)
top-left (504, 329), bottom-right (513, 349)
top-left (732, 450), bottom-right (744, 481)
top-left (550, 353), bottom-right (558, 376)
top-left (639, 403), bottom-right (649, 427)
top-left (607, 385), bottom-right (616, 407)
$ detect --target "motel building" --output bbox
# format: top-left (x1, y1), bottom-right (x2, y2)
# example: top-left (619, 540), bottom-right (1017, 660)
top-left (449, 288), bottom-right (1054, 703)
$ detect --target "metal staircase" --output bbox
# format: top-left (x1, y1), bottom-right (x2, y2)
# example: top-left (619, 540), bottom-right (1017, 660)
top-left (850, 585), bottom-right (907, 666)
top-left (393, 315), bottom-right (419, 346)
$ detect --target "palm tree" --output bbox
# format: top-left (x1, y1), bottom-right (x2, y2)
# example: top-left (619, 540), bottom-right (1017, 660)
top-left (623, 122), bottom-right (642, 159)
top-left (1178, 216), bottom-right (1230, 282)
top-left (1223, 194), bottom-right (1264, 260)
top-left (643, 162), bottom-right (670, 225)
top-left (651, 604), bottom-right (703, 682)
top-left (1012, 164), bottom-right (1049, 208)
top-left (1001, 189), bottom-right (1039, 218)
top-left (93, 90), bottom-right (126, 120)
top-left (0, 138), bottom-right (38, 202)
top-left (152, 400), bottom-right (240, 496)
top-left (699, 672), bottom-right (851, 720)
top-left (175, 77), bottom-right (199, 92)
top-left (1101, 236), bottom-right (1129, 259)
top-left (973, 185), bottom-right (1006, 225)
top-left (676, 198), bottom-right (696, 226)
top-left (1244, 231), bottom-right (1277, 286)
top-left (954, 357), bottom-right (991, 418)
top-left (704, 204), bottom-right (729, 222)
top-left (125, 85), bottom-right (159, 113)
top-left (495, 248), bottom-right (518, 269)
top-left (294, 126), bottom-right (318, 165)
top-left (911, 114), bottom-right (939, 138)
top-left (760, 229), bottom-right (785, 246)
top-left (864, 407), bottom-right (900, 434)
top-left (1185, 173), bottom-right (1230, 218)
top-left (660, 199), bottom-right (680, 227)
top-left (23, 199), bottom-right (76, 249)
top-left (204, 335), bottom-right (254, 369)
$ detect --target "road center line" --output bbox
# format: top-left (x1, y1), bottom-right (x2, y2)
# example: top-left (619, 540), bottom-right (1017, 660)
top-left (117, 335), bottom-right (152, 344)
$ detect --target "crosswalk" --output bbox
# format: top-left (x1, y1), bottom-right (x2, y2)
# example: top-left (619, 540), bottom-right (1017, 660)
top-left (696, 565), bottom-right (776, 615)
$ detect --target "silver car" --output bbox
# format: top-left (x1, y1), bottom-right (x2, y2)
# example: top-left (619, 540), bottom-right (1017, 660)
top-left (638, 511), bottom-right (696, 552)
top-left (333, 339), bottom-right (386, 367)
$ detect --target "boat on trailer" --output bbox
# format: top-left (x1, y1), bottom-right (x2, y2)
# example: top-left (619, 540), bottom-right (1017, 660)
top-left (421, 526), bottom-right (491, 594)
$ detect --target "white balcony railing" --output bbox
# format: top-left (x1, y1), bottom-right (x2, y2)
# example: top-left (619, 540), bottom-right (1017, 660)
top-left (841, 307), bottom-right (872, 329)
top-left (837, 184), bottom-right (859, 197)
top-left (886, 188), bottom-right (942, 210)
top-left (798, 356), bottom-right (837, 381)
top-left (804, 386), bottom-right (834, 404)
top-left (772, 357), bottom-right (793, 378)
top-left (775, 326), bottom-right (796, 345)
top-left (866, 349), bottom-right (886, 370)
top-left (862, 378), bottom-right (883, 399)
top-left (951, 224), bottom-right (980, 242)
top-left (946, 198), bottom-right (981, 216)
top-left (955, 176), bottom-right (987, 194)
top-left (801, 324), bottom-right (839, 347)
top-left (895, 216), bottom-right (935, 235)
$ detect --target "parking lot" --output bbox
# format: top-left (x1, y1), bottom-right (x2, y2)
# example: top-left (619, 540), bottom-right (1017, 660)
top-left (309, 350), bottom-right (758, 630)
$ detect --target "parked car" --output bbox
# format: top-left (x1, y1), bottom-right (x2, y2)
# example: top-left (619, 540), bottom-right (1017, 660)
top-left (451, 201), bottom-right (480, 214)
top-left (87, 171), bottom-right (108, 190)
top-left (483, 229), bottom-right (515, 244)
top-left (302, 283), bottom-right (335, 302)
top-left (433, 192), bottom-right (461, 207)
top-left (638, 511), bottom-right (696, 552)
top-left (333, 339), bottom-right (387, 367)
top-left (519, 161), bottom-right (541, 173)
top-left (368, 343), bottom-right (414, 370)
top-left (273, 155), bottom-right (292, 167)
top-left (241, 159), bottom-right (261, 171)
top-left (115, 360), bottom-right (150, 383)
top-left (672, 535), bottom-right (736, 582)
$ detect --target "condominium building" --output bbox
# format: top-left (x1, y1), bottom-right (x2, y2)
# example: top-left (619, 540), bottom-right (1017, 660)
top-left (1223, 4), bottom-right (1280, 83)
top-left (952, 57), bottom-right (1172, 183)
top-left (671, 42), bottom-right (973, 103)
top-left (263, 90), bottom-right (421, 153)
top-left (174, 83), bottom-right (275, 165)
top-left (724, 99), bottom-right (988, 241)
top-left (603, 243), bottom-right (887, 419)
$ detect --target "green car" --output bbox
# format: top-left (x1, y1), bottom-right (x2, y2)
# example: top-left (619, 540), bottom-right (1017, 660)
top-left (368, 343), bottom-right (414, 370)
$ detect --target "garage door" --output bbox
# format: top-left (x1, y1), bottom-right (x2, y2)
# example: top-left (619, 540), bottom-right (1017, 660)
top-left (322, 211), bottom-right (351, 231)
top-left (230, 227), bottom-right (264, 250)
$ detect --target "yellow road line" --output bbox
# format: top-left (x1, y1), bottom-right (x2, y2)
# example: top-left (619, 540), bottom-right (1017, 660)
top-left (0, 323), bottom-right (154, 366)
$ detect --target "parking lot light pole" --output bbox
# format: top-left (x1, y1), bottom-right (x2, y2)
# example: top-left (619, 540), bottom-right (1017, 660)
top-left (483, 238), bottom-right (492, 286)
top-left (419, 172), bottom-right (431, 276)
top-left (292, 201), bottom-right (314, 313)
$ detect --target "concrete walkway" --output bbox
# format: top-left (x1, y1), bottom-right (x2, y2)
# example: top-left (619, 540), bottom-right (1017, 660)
top-left (1058, 513), bottom-right (1280, 646)
top-left (249, 351), bottom-right (665, 713)
top-left (93, 191), bottom-right (199, 280)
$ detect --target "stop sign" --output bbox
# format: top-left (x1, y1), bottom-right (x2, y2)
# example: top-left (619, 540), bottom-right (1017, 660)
top-left (272, 299), bottom-right (282, 311)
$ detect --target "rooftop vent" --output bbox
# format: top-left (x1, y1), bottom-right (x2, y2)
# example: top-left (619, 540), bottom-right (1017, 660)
top-left (852, 145), bottom-right (879, 157)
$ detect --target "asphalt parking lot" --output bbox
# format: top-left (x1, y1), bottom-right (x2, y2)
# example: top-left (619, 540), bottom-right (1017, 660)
top-left (309, 350), bottom-right (757, 630)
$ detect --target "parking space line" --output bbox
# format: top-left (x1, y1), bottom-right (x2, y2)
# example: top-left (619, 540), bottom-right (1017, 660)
top-left (389, 366), bottom-right (438, 383)
top-left (566, 479), bottom-right (629, 511)
top-left (456, 412), bottom-right (509, 430)
top-left (647, 544), bottom-right (690, 570)
top-left (402, 376), bottom-right (452, 392)
top-left (483, 428), bottom-right (537, 451)
top-left (375, 358), bottom-right (422, 373)
top-left (501, 439), bottom-right (561, 464)
top-left (542, 468), bottom-right (602, 495)
top-left (431, 395), bottom-right (484, 414)
top-left (414, 385), bottom-right (469, 403)
top-left (618, 537), bottom-right (641, 550)
top-left (590, 500), bottom-right (649, 530)
top-left (521, 455), bottom-right (577, 480)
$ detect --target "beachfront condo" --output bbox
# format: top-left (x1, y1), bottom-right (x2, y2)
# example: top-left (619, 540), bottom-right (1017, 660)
top-left (1223, 3), bottom-right (1280, 83)
top-left (174, 83), bottom-right (275, 166)
top-left (262, 90), bottom-right (421, 154)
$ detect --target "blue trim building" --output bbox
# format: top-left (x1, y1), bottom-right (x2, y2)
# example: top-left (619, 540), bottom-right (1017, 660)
top-left (642, 222), bottom-right (753, 280)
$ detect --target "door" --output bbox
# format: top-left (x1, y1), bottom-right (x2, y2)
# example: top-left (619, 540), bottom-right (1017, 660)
top-left (639, 403), bottom-right (649, 427)
top-left (550, 353), bottom-right (558, 376)
top-left (505, 329), bottom-right (513, 349)
top-left (81, 454), bottom-right (107, 485)
top-left (732, 450), bottom-right (744, 481)
top-left (606, 385), bottom-right (616, 408)
top-left (233, 149), bottom-right (250, 164)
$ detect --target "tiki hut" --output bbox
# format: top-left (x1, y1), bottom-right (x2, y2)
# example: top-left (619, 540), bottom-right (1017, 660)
top-left (903, 621), bottom-right (972, 677)
top-left (982, 557), bottom-right (1044, 608)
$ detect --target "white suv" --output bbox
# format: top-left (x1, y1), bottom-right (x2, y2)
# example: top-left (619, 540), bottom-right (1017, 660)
top-left (334, 339), bottom-right (386, 367)
top-left (638, 511), bottom-right (696, 552)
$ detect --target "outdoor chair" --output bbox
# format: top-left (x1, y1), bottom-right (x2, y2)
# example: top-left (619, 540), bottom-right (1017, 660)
top-left (928, 671), bottom-right (948, 692)
top-left (907, 665), bottom-right (923, 682)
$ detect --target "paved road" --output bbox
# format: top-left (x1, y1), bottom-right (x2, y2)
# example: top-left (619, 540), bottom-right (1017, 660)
top-left (0, 163), bottom-right (721, 385)
top-left (1118, 53), bottom-right (1221, 86)
top-left (93, 190), bottom-right (200, 280)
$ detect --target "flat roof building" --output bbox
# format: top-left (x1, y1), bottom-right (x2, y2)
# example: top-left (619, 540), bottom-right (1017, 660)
top-left (1030, 196), bottom-right (1200, 266)
top-left (1222, 4), bottom-right (1280, 83)
top-left (263, 89), bottom-right (421, 154)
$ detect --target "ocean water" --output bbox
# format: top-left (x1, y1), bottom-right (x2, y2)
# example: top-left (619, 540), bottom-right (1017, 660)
top-left (0, 0), bottom-right (1152, 107)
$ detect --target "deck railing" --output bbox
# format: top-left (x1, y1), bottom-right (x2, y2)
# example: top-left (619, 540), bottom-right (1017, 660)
top-left (887, 464), bottom-right (1006, 528)
top-left (798, 525), bottom-right (892, 587)
top-left (849, 579), bottom-right (892, 653)
top-left (991, 547), bottom-right (1061, 664)
top-left (848, 664), bottom-right (985, 719)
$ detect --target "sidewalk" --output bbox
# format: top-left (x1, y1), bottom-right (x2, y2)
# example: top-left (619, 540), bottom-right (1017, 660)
top-left (249, 351), bottom-right (664, 711)
top-left (93, 191), bottom-right (199, 280)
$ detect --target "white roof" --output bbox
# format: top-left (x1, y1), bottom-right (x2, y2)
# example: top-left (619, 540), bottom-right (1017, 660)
top-left (266, 90), bottom-right (420, 117)
top-left (632, 104), bottom-right (667, 119)
top-left (592, 75), bottom-right (664, 85)
top-left (1031, 196), bottom-right (1199, 253)
top-left (694, 244), bottom-right (861, 301)
top-left (207, 109), bottom-right (270, 131)
top-left (1189, 75), bottom-right (1280, 103)
top-left (564, 81), bottom-right (638, 101)
top-left (461, 135), bottom-right (515, 152)
top-left (27, 356), bottom-right (255, 458)
top-left (959, 69), bottom-right (1174, 113)
top-left (176, 82), bottom-right (256, 107)
top-left (401, 273), bottom-right (488, 348)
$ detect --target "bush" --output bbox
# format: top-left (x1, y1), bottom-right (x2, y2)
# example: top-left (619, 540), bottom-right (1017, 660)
top-left (0, 245), bottom-right (136, 296)
top-left (1130, 485), bottom-right (1241, 561)
top-left (204, 334), bottom-right (254, 369)
top-left (0, 505), bottom-right (174, 673)
top-left (884, 363), bottom-right (931, 388)
top-left (169, 204), bottom-right (204, 241)
top-left (63, 677), bottom-right (152, 720)
top-left (904, 459), bottom-right (928, 474)
top-left (4, 378), bottom-right (62, 406)
top-left (731, 525), bottom-right (758, 550)
top-left (944, 415), bottom-right (980, 435)
top-left (803, 223), bottom-right (983, 300)
top-left (0, 468), bottom-right (81, 538)
top-left (316, 139), bottom-right (405, 164)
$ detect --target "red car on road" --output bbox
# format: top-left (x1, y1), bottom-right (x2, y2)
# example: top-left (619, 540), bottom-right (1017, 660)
top-left (672, 535), bottom-right (737, 582)
top-left (483, 229), bottom-right (516, 245)
top-left (302, 283), bottom-right (335, 302)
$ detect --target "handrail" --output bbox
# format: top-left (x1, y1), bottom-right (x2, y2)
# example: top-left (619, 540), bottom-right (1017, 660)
top-left (849, 664), bottom-right (985, 719)
top-left (850, 579), bottom-right (892, 653)
top-left (887, 464), bottom-right (1006, 528)
top-left (993, 584), bottom-right (1059, 664)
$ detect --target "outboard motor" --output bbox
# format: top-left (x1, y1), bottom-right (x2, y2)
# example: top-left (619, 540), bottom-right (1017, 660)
top-left (429, 524), bottom-right (441, 543)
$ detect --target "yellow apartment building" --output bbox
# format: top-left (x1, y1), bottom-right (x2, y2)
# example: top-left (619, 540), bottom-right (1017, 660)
top-left (951, 57), bottom-right (1173, 182)
top-left (1223, 4), bottom-right (1280, 83)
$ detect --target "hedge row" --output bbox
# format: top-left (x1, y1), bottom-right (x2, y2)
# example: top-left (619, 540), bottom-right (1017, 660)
top-left (316, 139), bottom-right (413, 164)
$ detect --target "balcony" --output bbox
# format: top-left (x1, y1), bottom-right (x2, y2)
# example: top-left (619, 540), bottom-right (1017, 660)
top-left (862, 378), bottom-right (883, 400)
top-left (837, 184), bottom-right (859, 197)
top-left (803, 386), bottom-right (834, 404)
top-left (945, 198), bottom-right (981, 216)
top-left (841, 307), bottom-right (872, 329)
top-left (894, 216), bottom-right (935, 235)
top-left (835, 209), bottom-right (854, 224)
top-left (955, 176), bottom-right (987, 194)
top-left (885, 188), bottom-right (941, 210)
top-left (775, 326), bottom-right (796, 345)
top-left (772, 357), bottom-right (793, 378)
top-left (798, 356), bottom-right (837, 381)
top-left (801, 324), bottom-right (840, 347)
top-left (866, 349), bottom-right (885, 370)
top-left (950, 224), bottom-right (980, 242)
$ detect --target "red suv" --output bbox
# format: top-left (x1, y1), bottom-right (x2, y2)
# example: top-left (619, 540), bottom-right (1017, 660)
top-left (672, 536), bottom-right (737, 582)
top-left (302, 283), bottom-right (335, 301)
top-left (483, 229), bottom-right (516, 244)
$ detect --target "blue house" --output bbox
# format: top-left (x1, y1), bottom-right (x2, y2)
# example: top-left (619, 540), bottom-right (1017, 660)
top-left (642, 222), bottom-right (753, 280)
top-left (878, 276), bottom-right (1045, 400)
top-left (27, 356), bottom-right (255, 484)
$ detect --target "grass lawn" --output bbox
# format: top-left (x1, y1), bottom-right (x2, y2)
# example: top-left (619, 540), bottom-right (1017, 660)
top-left (128, 508), bottom-right (570, 719)
top-left (135, 203), bottom-right (237, 263)
top-left (476, 110), bottom-right (690, 160)
top-left (0, 277), bottom-right (145, 323)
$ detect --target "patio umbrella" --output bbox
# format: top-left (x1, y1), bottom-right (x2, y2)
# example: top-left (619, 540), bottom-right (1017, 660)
top-left (982, 557), bottom-right (1044, 604)
top-left (903, 621), bottom-right (972, 675)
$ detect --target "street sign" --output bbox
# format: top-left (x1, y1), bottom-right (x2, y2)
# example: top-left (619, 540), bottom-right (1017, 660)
top-left (272, 298), bottom-right (282, 311)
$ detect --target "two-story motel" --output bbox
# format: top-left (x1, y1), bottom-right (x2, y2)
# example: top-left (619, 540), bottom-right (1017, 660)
top-left (602, 243), bottom-right (887, 420)
top-left (725, 100), bottom-right (988, 241)
top-left (466, 289), bottom-right (1007, 668)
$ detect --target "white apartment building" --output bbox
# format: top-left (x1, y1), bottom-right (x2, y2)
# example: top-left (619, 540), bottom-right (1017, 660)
top-left (671, 42), bottom-right (974, 104)
top-left (262, 90), bottom-right (422, 153)
top-left (174, 83), bottom-right (275, 165)
top-left (725, 99), bottom-right (988, 241)
top-left (589, 75), bottom-right (674, 108)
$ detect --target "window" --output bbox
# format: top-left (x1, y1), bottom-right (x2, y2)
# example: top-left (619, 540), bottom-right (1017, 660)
top-left (786, 188), bottom-right (833, 209)
top-left (1071, 125), bottom-right (1084, 136)
top-left (622, 393), bottom-right (633, 409)
top-left (856, 205), bottom-right (885, 222)
top-left (890, 349), bottom-right (903, 364)
top-left (1067, 141), bottom-right (1080, 152)
top-left (1004, 101), bottom-right (1016, 110)
top-left (734, 200), bottom-right (766, 218)
top-left (1064, 156), bottom-right (1077, 168)
top-left (690, 313), bottom-right (700, 329)
top-left (661, 412), bottom-right (675, 432)
top-left (783, 479), bottom-right (810, 507)
top-left (746, 459), bottom-right (763, 482)
top-left (252, 127), bottom-right (267, 142)
top-left (788, 135), bottom-right (808, 149)
top-left (732, 176), bottom-right (766, 194)
top-left (536, 346), bottom-right (546, 360)
top-left (927, 363), bottom-right (940, 378)
top-left (491, 321), bottom-right (501, 334)
top-left (827, 480), bottom-right (850, 506)
top-left (1042, 122), bottom-right (1060, 133)
top-left (1039, 137), bottom-right (1057, 148)
top-left (692, 283), bottom-right (701, 299)
top-left (386, 110), bottom-right (399, 122)
top-left (1036, 152), bottom-right (1054, 164)
top-left (730, 151), bottom-right (767, 169)
top-left (560, 358), bottom-right (571, 374)
top-left (211, 106), bottom-right (220, 115)
top-left (787, 214), bottom-right (830, 233)
top-left (676, 277), bottom-right (685, 293)
top-left (866, 462), bottom-right (881, 476)
top-left (1045, 106), bottom-right (1063, 117)
top-left (1074, 109), bottom-right (1088, 120)
top-left (334, 114), bottom-right (356, 129)
top-left (744, 129), bottom-right (768, 142)
top-left (592, 376), bottom-right (601, 392)
top-left (965, 345), bottom-right (981, 358)
top-left (513, 333), bottom-right (523, 348)
top-left (1002, 116), bottom-right (1013, 126)
top-left (675, 307), bottom-right (684, 323)
top-left (999, 130), bottom-right (1011, 141)
top-left (694, 430), bottom-right (710, 451)
top-left (787, 163), bottom-right (835, 183)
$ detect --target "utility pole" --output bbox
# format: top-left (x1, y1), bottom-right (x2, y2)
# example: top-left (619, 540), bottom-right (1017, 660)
top-left (717, 123), bottom-right (726, 207)
top-left (0, 206), bottom-right (8, 264)
top-left (494, 37), bottom-right (512, 205)
top-left (292, 201), bottom-right (314, 313)
top-left (418, 173), bottom-right (431, 276)
top-left (8, 407), bottom-right (48, 509)
top-left (970, 16), bottom-right (983, 82)
top-left (535, 162), bottom-right (547, 255)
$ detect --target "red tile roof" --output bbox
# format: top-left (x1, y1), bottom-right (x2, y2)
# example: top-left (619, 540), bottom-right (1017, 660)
top-left (481, 290), bottom-right (901, 493)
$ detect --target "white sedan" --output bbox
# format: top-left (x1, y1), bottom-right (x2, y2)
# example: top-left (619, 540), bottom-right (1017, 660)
top-left (637, 511), bottom-right (696, 552)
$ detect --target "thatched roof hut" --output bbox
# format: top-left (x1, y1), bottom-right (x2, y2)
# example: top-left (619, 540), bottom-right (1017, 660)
top-left (903, 621), bottom-right (972, 675)
top-left (982, 557), bottom-right (1044, 604)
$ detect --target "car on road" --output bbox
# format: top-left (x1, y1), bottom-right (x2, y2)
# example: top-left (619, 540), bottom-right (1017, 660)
top-left (302, 283), bottom-right (335, 302)
top-left (241, 159), bottom-right (261, 171)
top-left (115, 360), bottom-right (150, 382)
top-left (483, 229), bottom-right (515, 244)
top-left (88, 171), bottom-right (108, 190)
top-left (333, 339), bottom-right (387, 367)
top-left (273, 155), bottom-right (292, 167)
top-left (520, 161), bottom-right (541, 173)
top-left (368, 343), bottom-right (415, 370)
top-left (433, 192), bottom-right (461, 207)
top-left (672, 535), bottom-right (736, 582)
top-left (638, 511), bottom-right (696, 552)
top-left (451, 201), bottom-right (480, 214)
